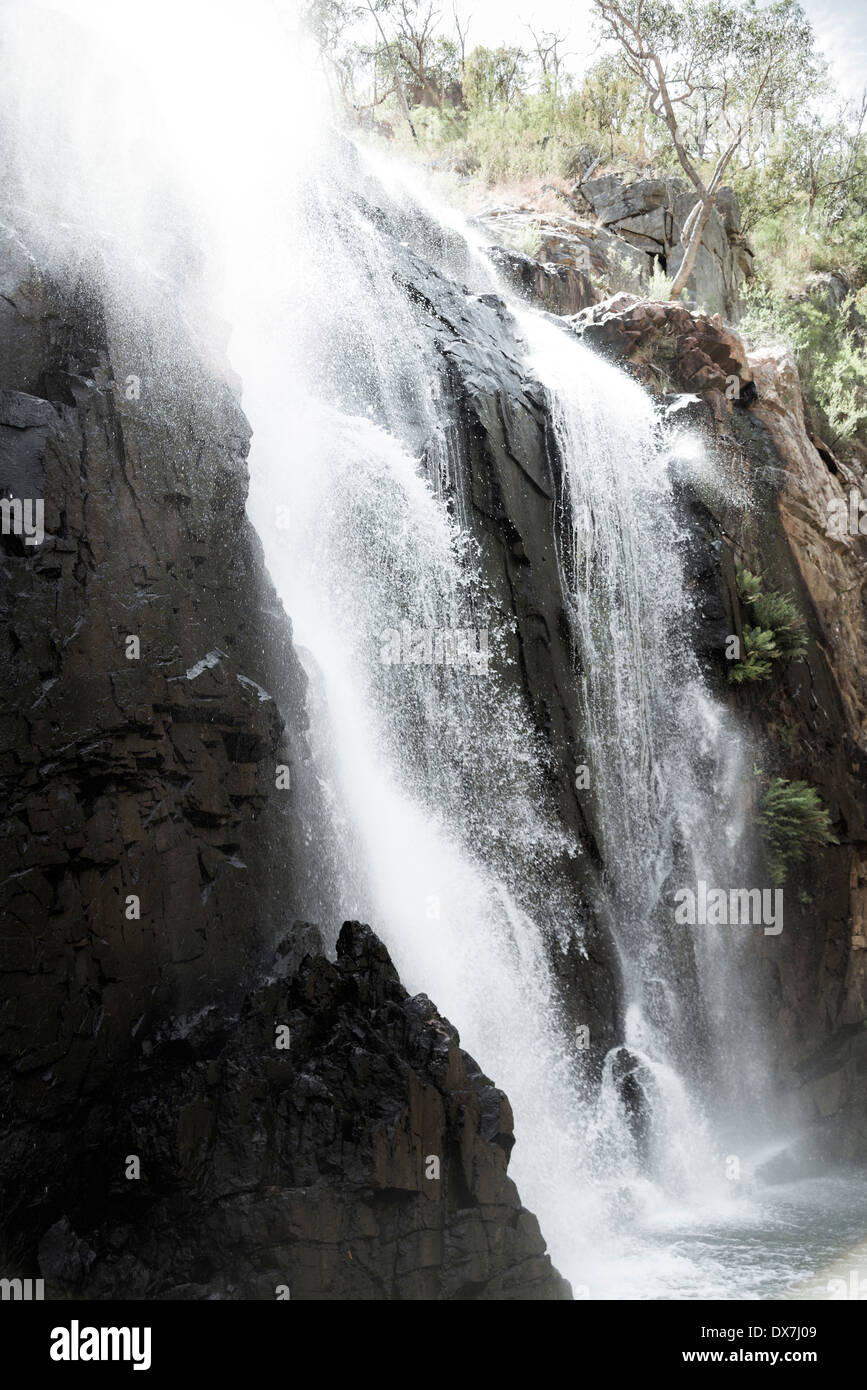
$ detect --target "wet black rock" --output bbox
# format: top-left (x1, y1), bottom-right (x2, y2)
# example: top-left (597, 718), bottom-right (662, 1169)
top-left (26, 921), bottom-right (572, 1300)
top-left (486, 244), bottom-right (596, 317)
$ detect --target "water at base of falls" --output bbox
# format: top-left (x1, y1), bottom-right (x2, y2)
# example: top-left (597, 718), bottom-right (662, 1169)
top-left (580, 1175), bottom-right (867, 1299)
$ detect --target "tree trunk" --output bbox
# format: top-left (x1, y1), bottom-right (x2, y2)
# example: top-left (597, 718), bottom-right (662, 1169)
top-left (668, 197), bottom-right (714, 301)
top-left (365, 2), bottom-right (417, 141)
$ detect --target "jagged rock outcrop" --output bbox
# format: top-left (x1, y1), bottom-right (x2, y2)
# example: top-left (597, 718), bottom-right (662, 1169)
top-left (574, 292), bottom-right (755, 408)
top-left (572, 174), bottom-right (752, 318)
top-left (30, 920), bottom-right (571, 1300)
top-left (747, 349), bottom-right (867, 1156)
top-left (478, 172), bottom-right (752, 320)
top-left (478, 199), bottom-right (648, 305)
top-left (485, 244), bottom-right (597, 317)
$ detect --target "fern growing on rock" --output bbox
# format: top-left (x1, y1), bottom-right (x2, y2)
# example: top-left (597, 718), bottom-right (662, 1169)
top-left (736, 566), bottom-right (763, 605)
top-left (758, 777), bottom-right (838, 885)
top-left (729, 625), bottom-right (779, 684)
top-left (751, 590), bottom-right (808, 661)
top-left (728, 567), bottom-right (808, 683)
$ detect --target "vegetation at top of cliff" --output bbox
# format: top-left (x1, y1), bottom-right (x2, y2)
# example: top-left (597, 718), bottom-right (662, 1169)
top-left (589, 0), bottom-right (818, 298)
top-left (306, 0), bottom-right (867, 440)
top-left (738, 280), bottom-right (867, 443)
top-left (757, 776), bottom-right (838, 884)
top-left (728, 566), bottom-right (808, 684)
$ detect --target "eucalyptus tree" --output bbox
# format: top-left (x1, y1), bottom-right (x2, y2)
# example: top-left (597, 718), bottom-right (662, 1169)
top-left (593, 0), bottom-right (819, 299)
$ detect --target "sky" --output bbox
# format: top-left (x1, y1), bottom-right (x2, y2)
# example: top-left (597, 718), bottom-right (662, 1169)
top-left (443, 0), bottom-right (867, 104)
top-left (35, 0), bottom-right (867, 112)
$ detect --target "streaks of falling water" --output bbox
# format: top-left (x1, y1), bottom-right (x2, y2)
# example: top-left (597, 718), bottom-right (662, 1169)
top-left (517, 314), bottom-right (759, 1089)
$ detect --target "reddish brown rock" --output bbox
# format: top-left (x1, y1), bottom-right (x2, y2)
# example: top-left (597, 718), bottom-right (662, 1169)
top-left (573, 294), bottom-right (754, 414)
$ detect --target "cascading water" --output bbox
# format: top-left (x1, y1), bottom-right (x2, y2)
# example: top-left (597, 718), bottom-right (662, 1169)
top-left (5, 0), bottom-right (867, 1300)
top-left (518, 314), bottom-right (759, 1142)
top-left (229, 138), bottom-right (811, 1293)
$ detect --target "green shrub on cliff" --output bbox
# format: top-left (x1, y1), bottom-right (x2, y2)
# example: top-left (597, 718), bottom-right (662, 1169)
top-left (738, 282), bottom-right (867, 443)
top-left (646, 259), bottom-right (676, 300)
top-left (758, 777), bottom-right (838, 885)
top-left (736, 567), bottom-right (763, 604)
top-left (728, 567), bottom-right (808, 683)
top-left (729, 626), bottom-right (779, 684)
top-left (751, 590), bottom-right (808, 661)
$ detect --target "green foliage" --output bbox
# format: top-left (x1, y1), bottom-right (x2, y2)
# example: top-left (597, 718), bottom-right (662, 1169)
top-left (391, 60), bottom-right (654, 185)
top-left (646, 259), bottom-right (676, 299)
top-left (736, 566), bottom-right (763, 604)
top-left (729, 626), bottom-right (778, 684)
top-left (757, 777), bottom-right (838, 884)
top-left (728, 567), bottom-right (808, 683)
top-left (751, 590), bottom-right (808, 660)
top-left (463, 45), bottom-right (527, 110)
top-left (728, 81), bottom-right (867, 441)
top-left (503, 220), bottom-right (543, 258)
top-left (738, 280), bottom-right (867, 442)
top-left (568, 56), bottom-right (650, 161)
top-left (594, 0), bottom-right (819, 146)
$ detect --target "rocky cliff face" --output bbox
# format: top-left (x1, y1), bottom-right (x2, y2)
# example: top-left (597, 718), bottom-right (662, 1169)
top-left (477, 171), bottom-right (752, 320)
top-left (747, 350), bottom-right (867, 1158)
top-left (0, 211), bottom-right (569, 1297)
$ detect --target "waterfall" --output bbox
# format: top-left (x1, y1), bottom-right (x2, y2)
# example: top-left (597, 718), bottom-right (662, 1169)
top-left (5, 0), bottom-right (861, 1301)
top-left (231, 136), bottom-right (776, 1290)
top-left (518, 313), bottom-right (760, 1121)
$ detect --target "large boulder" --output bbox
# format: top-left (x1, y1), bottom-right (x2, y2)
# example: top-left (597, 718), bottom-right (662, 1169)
top-left (575, 174), bottom-right (753, 319)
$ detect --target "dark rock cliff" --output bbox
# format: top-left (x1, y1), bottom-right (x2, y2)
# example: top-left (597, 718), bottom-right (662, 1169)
top-left (0, 212), bottom-right (569, 1297)
top-left (0, 215), bottom-right (320, 1090)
